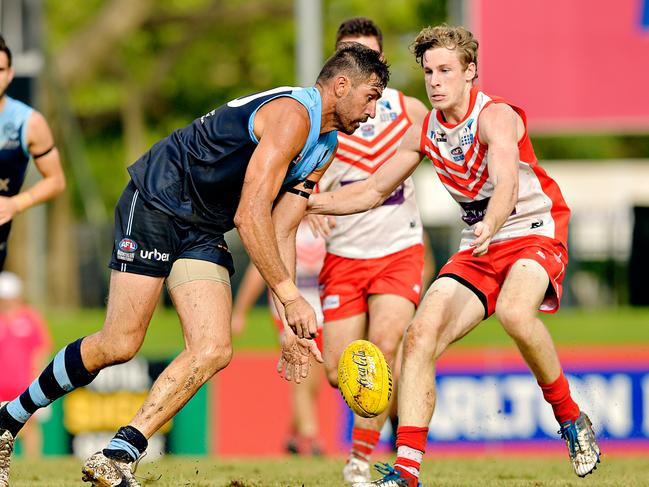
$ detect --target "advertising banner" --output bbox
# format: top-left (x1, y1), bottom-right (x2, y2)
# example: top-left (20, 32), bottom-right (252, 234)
top-left (468, 0), bottom-right (649, 132)
top-left (213, 346), bottom-right (649, 455)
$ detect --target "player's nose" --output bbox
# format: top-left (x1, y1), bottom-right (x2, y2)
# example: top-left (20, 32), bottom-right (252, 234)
top-left (366, 100), bottom-right (377, 119)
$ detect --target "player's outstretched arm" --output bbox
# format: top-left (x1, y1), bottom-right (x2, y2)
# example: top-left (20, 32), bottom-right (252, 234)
top-left (234, 97), bottom-right (318, 344)
top-left (470, 103), bottom-right (520, 256)
top-left (0, 111), bottom-right (65, 225)
top-left (271, 154), bottom-right (333, 382)
top-left (308, 123), bottom-right (423, 216)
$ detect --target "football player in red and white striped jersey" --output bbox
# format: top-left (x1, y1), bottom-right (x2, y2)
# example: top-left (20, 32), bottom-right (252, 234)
top-left (309, 24), bottom-right (600, 487)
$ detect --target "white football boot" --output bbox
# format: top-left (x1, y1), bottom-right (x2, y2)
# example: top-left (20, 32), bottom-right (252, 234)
top-left (343, 456), bottom-right (371, 483)
top-left (559, 411), bottom-right (601, 477)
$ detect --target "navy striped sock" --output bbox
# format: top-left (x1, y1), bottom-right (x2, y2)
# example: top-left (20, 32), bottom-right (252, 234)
top-left (0, 338), bottom-right (96, 437)
top-left (104, 426), bottom-right (148, 462)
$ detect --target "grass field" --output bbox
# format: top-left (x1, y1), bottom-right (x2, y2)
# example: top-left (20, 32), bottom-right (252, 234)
top-left (8, 454), bottom-right (649, 486)
top-left (45, 306), bottom-right (649, 357)
top-left (24, 306), bottom-right (648, 486)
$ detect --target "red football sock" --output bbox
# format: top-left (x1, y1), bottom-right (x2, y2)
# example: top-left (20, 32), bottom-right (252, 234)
top-left (539, 371), bottom-right (580, 424)
top-left (394, 426), bottom-right (428, 487)
top-left (350, 427), bottom-right (380, 462)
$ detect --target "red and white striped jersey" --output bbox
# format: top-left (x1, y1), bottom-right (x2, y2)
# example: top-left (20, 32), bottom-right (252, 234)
top-left (420, 87), bottom-right (570, 251)
top-left (318, 88), bottom-right (423, 259)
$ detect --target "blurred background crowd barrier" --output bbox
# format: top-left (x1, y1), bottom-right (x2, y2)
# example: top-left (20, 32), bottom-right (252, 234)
top-left (0, 0), bottom-right (648, 457)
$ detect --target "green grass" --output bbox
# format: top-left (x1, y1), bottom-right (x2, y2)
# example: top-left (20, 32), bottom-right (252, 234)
top-left (44, 307), bottom-right (280, 358)
top-left (44, 306), bottom-right (649, 357)
top-left (8, 454), bottom-right (649, 486)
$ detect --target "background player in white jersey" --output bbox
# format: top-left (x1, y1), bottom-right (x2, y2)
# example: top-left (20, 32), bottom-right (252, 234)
top-left (309, 25), bottom-right (600, 487)
top-left (232, 219), bottom-right (326, 456)
top-left (308, 18), bottom-right (430, 484)
top-left (0, 34), bottom-right (66, 270)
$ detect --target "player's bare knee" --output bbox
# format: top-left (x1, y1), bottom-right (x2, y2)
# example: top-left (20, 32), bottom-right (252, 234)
top-left (89, 330), bottom-right (141, 366)
top-left (101, 341), bottom-right (139, 366)
top-left (495, 304), bottom-right (535, 340)
top-left (195, 343), bottom-right (233, 375)
top-left (403, 319), bottom-right (438, 359)
top-left (324, 362), bottom-right (339, 387)
top-left (368, 334), bottom-right (399, 365)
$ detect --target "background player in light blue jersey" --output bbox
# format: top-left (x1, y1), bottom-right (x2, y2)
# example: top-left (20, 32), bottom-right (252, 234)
top-left (0, 43), bottom-right (389, 487)
top-left (0, 35), bottom-right (65, 270)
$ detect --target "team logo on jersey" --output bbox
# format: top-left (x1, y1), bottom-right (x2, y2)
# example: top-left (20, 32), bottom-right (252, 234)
top-left (450, 146), bottom-right (464, 162)
top-left (2, 122), bottom-right (18, 140)
top-left (361, 124), bottom-right (375, 137)
top-left (460, 119), bottom-right (475, 147)
top-left (1, 122), bottom-right (20, 150)
top-left (379, 112), bottom-right (398, 122)
top-left (432, 130), bottom-right (447, 142)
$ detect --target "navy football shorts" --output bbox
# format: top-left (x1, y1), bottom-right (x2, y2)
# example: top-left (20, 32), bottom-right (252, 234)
top-left (108, 180), bottom-right (234, 277)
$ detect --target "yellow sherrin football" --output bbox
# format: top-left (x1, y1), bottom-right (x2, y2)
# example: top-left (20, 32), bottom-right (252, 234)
top-left (337, 339), bottom-right (392, 418)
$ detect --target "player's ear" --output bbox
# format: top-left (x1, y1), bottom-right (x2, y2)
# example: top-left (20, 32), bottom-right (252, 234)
top-left (464, 63), bottom-right (476, 82)
top-left (333, 75), bottom-right (351, 98)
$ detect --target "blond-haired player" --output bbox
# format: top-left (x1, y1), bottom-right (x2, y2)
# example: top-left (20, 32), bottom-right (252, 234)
top-left (309, 25), bottom-right (600, 487)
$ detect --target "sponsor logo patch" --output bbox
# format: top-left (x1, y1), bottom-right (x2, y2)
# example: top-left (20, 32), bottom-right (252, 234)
top-left (118, 238), bottom-right (138, 253)
top-left (360, 124), bottom-right (375, 138)
top-left (117, 238), bottom-right (138, 261)
top-left (450, 146), bottom-right (464, 162)
top-left (139, 248), bottom-right (171, 262)
top-left (432, 130), bottom-right (447, 143)
top-left (116, 250), bottom-right (135, 262)
top-left (322, 295), bottom-right (340, 310)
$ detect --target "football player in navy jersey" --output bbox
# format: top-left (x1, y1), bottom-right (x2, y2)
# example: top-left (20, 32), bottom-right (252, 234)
top-left (0, 34), bottom-right (65, 271)
top-left (0, 42), bottom-right (388, 487)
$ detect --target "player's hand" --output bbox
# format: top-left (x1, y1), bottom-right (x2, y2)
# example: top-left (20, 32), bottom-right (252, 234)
top-left (470, 221), bottom-right (493, 256)
top-left (0, 196), bottom-right (19, 225)
top-left (283, 295), bottom-right (318, 339)
top-left (307, 214), bottom-right (336, 237)
top-left (277, 330), bottom-right (323, 383)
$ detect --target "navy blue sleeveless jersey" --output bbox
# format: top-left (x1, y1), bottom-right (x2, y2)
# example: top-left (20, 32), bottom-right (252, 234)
top-left (128, 86), bottom-right (337, 233)
top-left (0, 96), bottom-right (33, 197)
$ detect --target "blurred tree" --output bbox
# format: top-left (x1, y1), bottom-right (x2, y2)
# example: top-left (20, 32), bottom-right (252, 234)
top-left (43, 0), bottom-right (445, 214)
top-left (36, 0), bottom-right (647, 306)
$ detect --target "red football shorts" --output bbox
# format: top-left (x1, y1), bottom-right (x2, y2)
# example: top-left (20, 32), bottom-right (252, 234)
top-left (437, 235), bottom-right (568, 318)
top-left (319, 244), bottom-right (425, 322)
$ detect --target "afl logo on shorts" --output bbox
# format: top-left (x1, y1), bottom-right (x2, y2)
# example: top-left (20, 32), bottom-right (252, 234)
top-left (117, 238), bottom-right (138, 262)
top-left (118, 238), bottom-right (138, 253)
